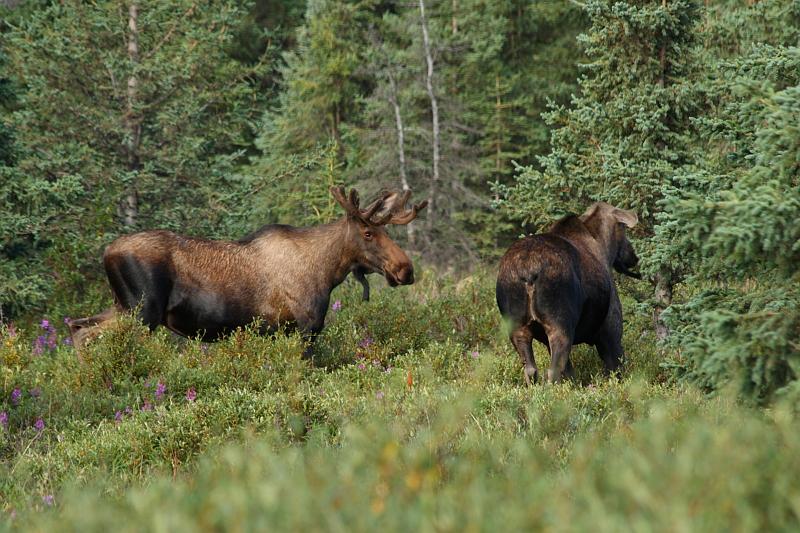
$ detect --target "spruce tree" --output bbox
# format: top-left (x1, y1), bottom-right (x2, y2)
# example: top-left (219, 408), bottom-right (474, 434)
top-left (657, 2), bottom-right (800, 403)
top-left (0, 0), bottom-right (264, 317)
top-left (498, 0), bottom-right (700, 338)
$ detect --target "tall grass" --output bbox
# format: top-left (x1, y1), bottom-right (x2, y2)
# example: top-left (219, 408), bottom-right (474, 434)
top-left (1, 270), bottom-right (796, 530)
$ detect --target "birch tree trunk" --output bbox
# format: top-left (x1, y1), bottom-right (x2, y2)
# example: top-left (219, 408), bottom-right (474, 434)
top-left (418, 0), bottom-right (440, 231)
top-left (120, 0), bottom-right (141, 228)
top-left (386, 70), bottom-right (416, 245)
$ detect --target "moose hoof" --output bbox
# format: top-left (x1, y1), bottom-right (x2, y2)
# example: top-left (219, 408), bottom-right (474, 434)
top-left (523, 366), bottom-right (538, 386)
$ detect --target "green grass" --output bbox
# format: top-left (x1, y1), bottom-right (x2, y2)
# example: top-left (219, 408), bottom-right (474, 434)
top-left (1, 270), bottom-right (797, 531)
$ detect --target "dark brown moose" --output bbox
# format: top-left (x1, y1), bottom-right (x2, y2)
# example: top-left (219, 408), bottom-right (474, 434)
top-left (496, 202), bottom-right (640, 385)
top-left (68, 187), bottom-right (426, 353)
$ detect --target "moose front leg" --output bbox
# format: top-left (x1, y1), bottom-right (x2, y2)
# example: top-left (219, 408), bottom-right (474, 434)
top-left (353, 268), bottom-right (370, 302)
top-left (595, 337), bottom-right (624, 377)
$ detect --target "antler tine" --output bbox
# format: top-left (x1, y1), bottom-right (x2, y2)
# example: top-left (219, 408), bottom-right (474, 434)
top-left (348, 188), bottom-right (361, 210)
top-left (360, 191), bottom-right (391, 223)
top-left (330, 186), bottom-right (361, 217)
top-left (390, 199), bottom-right (429, 225)
top-left (395, 190), bottom-right (412, 211)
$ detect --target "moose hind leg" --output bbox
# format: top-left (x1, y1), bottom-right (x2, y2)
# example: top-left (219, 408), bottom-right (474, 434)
top-left (546, 331), bottom-right (573, 384)
top-left (106, 256), bottom-right (170, 330)
top-left (510, 326), bottom-right (539, 386)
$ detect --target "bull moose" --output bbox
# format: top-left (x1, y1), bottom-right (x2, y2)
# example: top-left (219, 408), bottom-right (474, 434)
top-left (496, 202), bottom-right (640, 385)
top-left (69, 187), bottom-right (426, 353)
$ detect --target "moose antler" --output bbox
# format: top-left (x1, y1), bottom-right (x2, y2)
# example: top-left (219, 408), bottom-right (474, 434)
top-left (371, 189), bottom-right (428, 226)
top-left (331, 186), bottom-right (427, 226)
top-left (330, 186), bottom-right (390, 223)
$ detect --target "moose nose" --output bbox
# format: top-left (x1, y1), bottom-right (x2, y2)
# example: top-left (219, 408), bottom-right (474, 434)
top-left (397, 264), bottom-right (414, 285)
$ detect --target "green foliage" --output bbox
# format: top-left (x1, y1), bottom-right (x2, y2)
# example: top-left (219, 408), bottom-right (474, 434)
top-left (497, 0), bottom-right (698, 240)
top-left (0, 275), bottom-right (797, 529)
top-left (658, 37), bottom-right (800, 404)
top-left (0, 0), bottom-right (266, 318)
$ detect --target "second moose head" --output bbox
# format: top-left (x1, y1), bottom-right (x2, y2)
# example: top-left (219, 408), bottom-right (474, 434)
top-left (72, 186), bottom-right (426, 355)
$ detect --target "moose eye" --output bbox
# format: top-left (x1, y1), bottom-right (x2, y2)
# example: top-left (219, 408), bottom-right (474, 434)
top-left (363, 231), bottom-right (373, 240)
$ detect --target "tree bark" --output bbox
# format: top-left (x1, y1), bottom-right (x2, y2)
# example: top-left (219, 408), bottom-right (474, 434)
top-left (418, 0), bottom-right (440, 231)
top-left (386, 71), bottom-right (416, 246)
top-left (654, 269), bottom-right (673, 341)
top-left (121, 0), bottom-right (141, 228)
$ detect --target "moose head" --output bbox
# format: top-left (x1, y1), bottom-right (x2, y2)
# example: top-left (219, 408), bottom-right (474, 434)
top-left (330, 187), bottom-right (428, 287)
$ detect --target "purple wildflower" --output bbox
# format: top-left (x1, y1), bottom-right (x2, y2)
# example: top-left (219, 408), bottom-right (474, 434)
top-left (155, 381), bottom-right (166, 400)
top-left (40, 319), bottom-right (50, 331)
top-left (471, 350), bottom-right (479, 359)
top-left (185, 387), bottom-right (197, 402)
top-left (32, 336), bottom-right (45, 356)
top-left (29, 387), bottom-right (41, 398)
top-left (141, 400), bottom-right (152, 412)
top-left (63, 337), bottom-right (72, 346)
top-left (34, 418), bottom-right (44, 432)
top-left (376, 391), bottom-right (385, 400)
top-left (358, 336), bottom-right (374, 348)
top-left (10, 388), bottom-right (21, 406)
top-left (358, 362), bottom-right (366, 371)
top-left (114, 411), bottom-right (123, 423)
top-left (42, 495), bottom-right (54, 506)
top-left (124, 406), bottom-right (133, 415)
top-left (0, 411), bottom-right (8, 430)
top-left (332, 300), bottom-right (342, 311)
top-left (64, 317), bottom-right (71, 325)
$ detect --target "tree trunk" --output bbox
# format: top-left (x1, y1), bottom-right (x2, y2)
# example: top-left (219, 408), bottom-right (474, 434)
top-left (654, 270), bottom-right (673, 341)
top-left (121, 0), bottom-right (141, 228)
top-left (419, 0), bottom-right (440, 231)
top-left (386, 71), bottom-right (416, 246)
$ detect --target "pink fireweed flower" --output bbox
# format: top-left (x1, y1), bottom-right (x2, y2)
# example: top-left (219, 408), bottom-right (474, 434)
top-left (34, 418), bottom-right (44, 432)
top-left (332, 300), bottom-right (342, 311)
top-left (358, 336), bottom-right (373, 348)
top-left (10, 388), bottom-right (21, 406)
top-left (186, 387), bottom-right (197, 402)
top-left (155, 381), bottom-right (166, 400)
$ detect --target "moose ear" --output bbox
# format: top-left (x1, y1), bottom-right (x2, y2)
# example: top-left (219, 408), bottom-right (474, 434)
top-left (579, 203), bottom-right (601, 222)
top-left (613, 208), bottom-right (638, 228)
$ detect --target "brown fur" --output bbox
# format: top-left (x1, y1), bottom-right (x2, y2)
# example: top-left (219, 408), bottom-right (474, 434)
top-left (71, 188), bottom-right (426, 351)
top-left (496, 202), bottom-right (640, 384)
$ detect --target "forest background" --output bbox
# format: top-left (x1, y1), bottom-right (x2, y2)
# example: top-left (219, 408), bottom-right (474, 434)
top-left (1, 0), bottom-right (799, 404)
top-left (0, 0), bottom-right (799, 527)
